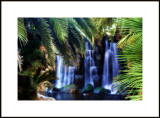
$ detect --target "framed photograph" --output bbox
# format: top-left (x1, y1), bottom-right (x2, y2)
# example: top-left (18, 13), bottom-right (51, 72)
top-left (1, 1), bottom-right (159, 117)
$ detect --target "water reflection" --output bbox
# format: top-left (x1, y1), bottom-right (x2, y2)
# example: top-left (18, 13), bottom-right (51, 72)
top-left (39, 91), bottom-right (128, 100)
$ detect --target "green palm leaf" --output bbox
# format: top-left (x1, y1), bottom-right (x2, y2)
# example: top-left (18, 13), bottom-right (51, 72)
top-left (74, 18), bottom-right (97, 39)
top-left (113, 18), bottom-right (142, 101)
top-left (49, 18), bottom-right (68, 42)
top-left (30, 18), bottom-right (56, 69)
top-left (18, 18), bottom-right (28, 46)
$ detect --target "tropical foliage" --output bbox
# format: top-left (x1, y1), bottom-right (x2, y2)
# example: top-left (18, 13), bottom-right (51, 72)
top-left (92, 18), bottom-right (115, 40)
top-left (18, 18), bottom-right (97, 68)
top-left (18, 18), bottom-right (28, 46)
top-left (19, 68), bottom-right (57, 89)
top-left (18, 18), bottom-right (97, 99)
top-left (18, 17), bottom-right (143, 101)
top-left (113, 18), bottom-right (142, 101)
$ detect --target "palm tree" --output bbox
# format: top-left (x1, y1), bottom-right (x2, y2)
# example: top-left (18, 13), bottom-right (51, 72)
top-left (18, 18), bottom-right (97, 70)
top-left (18, 17), bottom-right (97, 99)
top-left (113, 18), bottom-right (142, 101)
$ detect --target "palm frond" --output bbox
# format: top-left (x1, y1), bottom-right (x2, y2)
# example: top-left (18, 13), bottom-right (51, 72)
top-left (69, 19), bottom-right (93, 48)
top-left (18, 18), bottom-right (28, 46)
top-left (30, 18), bottom-right (56, 69)
top-left (34, 69), bottom-right (57, 86)
top-left (82, 18), bottom-right (97, 37)
top-left (75, 18), bottom-right (97, 38)
top-left (49, 25), bottom-right (73, 65)
top-left (68, 20), bottom-right (85, 53)
top-left (49, 18), bottom-right (68, 42)
top-left (113, 18), bottom-right (142, 101)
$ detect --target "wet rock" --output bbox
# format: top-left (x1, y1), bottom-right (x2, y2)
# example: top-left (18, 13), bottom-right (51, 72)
top-left (60, 84), bottom-right (78, 94)
top-left (83, 84), bottom-right (94, 93)
top-left (93, 75), bottom-right (102, 88)
top-left (94, 87), bottom-right (111, 95)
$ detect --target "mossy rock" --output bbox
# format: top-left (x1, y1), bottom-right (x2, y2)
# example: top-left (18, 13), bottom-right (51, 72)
top-left (60, 84), bottom-right (78, 94)
top-left (94, 87), bottom-right (111, 95)
top-left (83, 84), bottom-right (94, 93)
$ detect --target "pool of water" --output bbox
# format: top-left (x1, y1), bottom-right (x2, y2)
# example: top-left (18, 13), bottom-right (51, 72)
top-left (38, 91), bottom-right (129, 100)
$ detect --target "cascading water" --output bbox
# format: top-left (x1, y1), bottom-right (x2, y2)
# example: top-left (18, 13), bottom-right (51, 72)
top-left (102, 37), bottom-right (119, 94)
top-left (55, 36), bottom-right (119, 95)
top-left (66, 67), bottom-right (75, 85)
top-left (84, 41), bottom-right (97, 86)
top-left (56, 55), bottom-right (63, 88)
top-left (55, 55), bottom-right (75, 88)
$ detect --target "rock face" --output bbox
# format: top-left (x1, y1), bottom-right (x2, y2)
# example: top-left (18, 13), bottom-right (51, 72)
top-left (83, 84), bottom-right (94, 93)
top-left (60, 84), bottom-right (78, 94)
top-left (94, 87), bottom-right (111, 95)
top-left (93, 75), bottom-right (102, 88)
top-left (75, 75), bottom-right (84, 89)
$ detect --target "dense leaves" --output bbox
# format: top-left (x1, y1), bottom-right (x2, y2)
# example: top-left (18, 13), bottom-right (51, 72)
top-left (113, 18), bottom-right (142, 101)
top-left (18, 18), bottom-right (28, 46)
top-left (18, 18), bottom-right (97, 68)
top-left (18, 18), bottom-right (97, 96)
top-left (18, 17), bottom-right (143, 101)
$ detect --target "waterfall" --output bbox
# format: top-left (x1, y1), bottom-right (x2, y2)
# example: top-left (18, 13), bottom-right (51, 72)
top-left (102, 37), bottom-right (119, 94)
top-left (55, 55), bottom-right (75, 88)
top-left (67, 67), bottom-right (76, 85)
top-left (55, 36), bottom-right (119, 94)
top-left (56, 55), bottom-right (63, 88)
top-left (84, 41), bottom-right (97, 86)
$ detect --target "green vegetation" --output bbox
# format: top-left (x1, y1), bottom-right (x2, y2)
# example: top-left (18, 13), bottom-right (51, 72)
top-left (94, 87), bottom-right (111, 95)
top-left (83, 84), bottom-right (94, 93)
top-left (113, 18), bottom-right (142, 101)
top-left (18, 17), bottom-right (142, 100)
top-left (18, 18), bottom-right (97, 67)
top-left (18, 18), bottom-right (97, 99)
